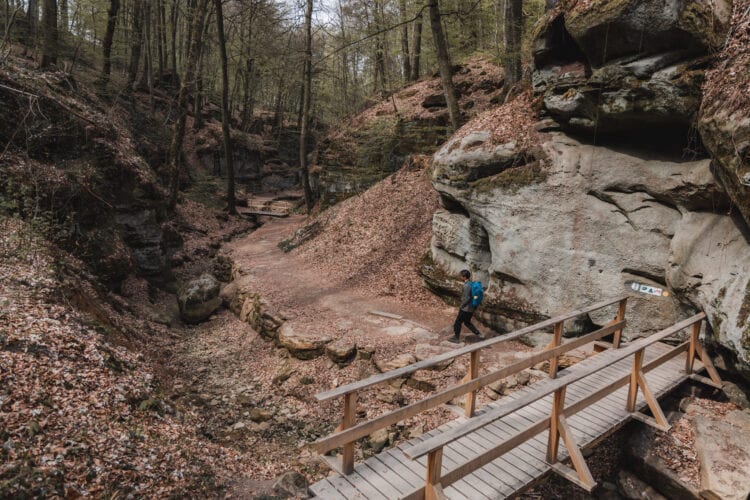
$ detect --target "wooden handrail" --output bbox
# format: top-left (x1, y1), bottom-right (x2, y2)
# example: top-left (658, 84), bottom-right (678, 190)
top-left (402, 312), bottom-right (706, 460)
top-left (313, 320), bottom-right (625, 454)
top-left (316, 295), bottom-right (627, 401)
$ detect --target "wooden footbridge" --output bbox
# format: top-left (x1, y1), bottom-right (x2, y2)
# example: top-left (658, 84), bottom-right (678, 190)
top-left (309, 296), bottom-right (724, 499)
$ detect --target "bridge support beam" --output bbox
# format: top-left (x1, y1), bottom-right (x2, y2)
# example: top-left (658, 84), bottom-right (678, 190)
top-left (546, 387), bottom-right (596, 491)
top-left (686, 320), bottom-right (723, 388)
top-left (548, 321), bottom-right (564, 378)
top-left (628, 348), bottom-right (670, 431)
top-left (464, 351), bottom-right (480, 417)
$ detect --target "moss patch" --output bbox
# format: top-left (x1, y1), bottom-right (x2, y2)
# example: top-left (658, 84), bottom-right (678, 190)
top-left (470, 160), bottom-right (548, 194)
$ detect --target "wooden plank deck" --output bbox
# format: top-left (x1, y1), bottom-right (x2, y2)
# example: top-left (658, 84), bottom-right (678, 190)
top-left (310, 342), bottom-right (695, 499)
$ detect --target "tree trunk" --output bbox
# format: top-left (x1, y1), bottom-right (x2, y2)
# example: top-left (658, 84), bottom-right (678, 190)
top-left (26, 0), bottom-right (38, 45)
top-left (58, 0), bottom-right (66, 33)
top-left (299, 0), bottom-right (314, 213)
top-left (101, 0), bottom-right (119, 84)
top-left (213, 0), bottom-right (236, 214)
top-left (137, 0), bottom-right (152, 90)
top-left (156, 0), bottom-right (164, 78)
top-left (127, 0), bottom-right (144, 90)
top-left (409, 12), bottom-right (422, 81)
top-left (40, 0), bottom-right (57, 68)
top-left (399, 0), bottom-right (410, 81)
top-left (503, 0), bottom-right (522, 86)
top-left (170, 0), bottom-right (177, 74)
top-left (167, 0), bottom-right (209, 211)
top-left (428, 0), bottom-right (460, 131)
top-left (241, 57), bottom-right (254, 130)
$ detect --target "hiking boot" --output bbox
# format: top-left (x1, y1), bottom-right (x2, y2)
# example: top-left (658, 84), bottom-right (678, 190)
top-left (448, 336), bottom-right (461, 344)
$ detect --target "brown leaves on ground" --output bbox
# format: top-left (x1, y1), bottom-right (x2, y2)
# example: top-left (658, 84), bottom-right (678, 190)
top-left (294, 155), bottom-right (441, 308)
top-left (0, 218), bottom-right (251, 498)
top-left (652, 397), bottom-right (740, 489)
top-left (451, 90), bottom-right (542, 151)
top-left (701, 0), bottom-right (750, 115)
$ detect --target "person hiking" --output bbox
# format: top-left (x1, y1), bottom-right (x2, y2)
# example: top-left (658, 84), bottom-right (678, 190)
top-left (449, 269), bottom-right (485, 343)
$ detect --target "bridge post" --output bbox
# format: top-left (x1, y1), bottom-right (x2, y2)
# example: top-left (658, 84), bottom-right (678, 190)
top-left (425, 448), bottom-right (446, 500)
top-left (627, 348), bottom-right (669, 430)
top-left (464, 351), bottom-right (480, 417)
top-left (546, 386), bottom-right (565, 462)
top-left (341, 391), bottom-right (357, 474)
top-left (612, 298), bottom-right (627, 348)
top-left (548, 321), bottom-right (564, 378)
top-left (686, 319), bottom-right (723, 388)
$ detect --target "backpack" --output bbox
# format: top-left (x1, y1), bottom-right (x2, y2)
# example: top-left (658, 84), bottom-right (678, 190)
top-left (470, 281), bottom-right (484, 308)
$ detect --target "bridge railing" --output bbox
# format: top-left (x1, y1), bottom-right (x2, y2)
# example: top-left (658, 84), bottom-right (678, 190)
top-left (313, 296), bottom-right (629, 474)
top-left (400, 312), bottom-right (723, 500)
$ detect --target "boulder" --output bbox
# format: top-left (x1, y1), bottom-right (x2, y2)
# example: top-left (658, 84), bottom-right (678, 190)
top-left (272, 471), bottom-right (310, 499)
top-left (626, 422), bottom-right (700, 499)
top-left (368, 428), bottom-right (390, 453)
top-left (693, 409), bottom-right (750, 500)
top-left (617, 470), bottom-right (666, 500)
top-left (219, 282), bottom-right (237, 307)
top-left (422, 93), bottom-right (447, 109)
top-left (414, 343), bottom-right (455, 370)
top-left (326, 339), bottom-right (357, 365)
top-left (277, 324), bottom-right (331, 360)
top-left (213, 254), bottom-right (234, 282)
top-left (177, 274), bottom-right (222, 324)
top-left (375, 353), bottom-right (417, 373)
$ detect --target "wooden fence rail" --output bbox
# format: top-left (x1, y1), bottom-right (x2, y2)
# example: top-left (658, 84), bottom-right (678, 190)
top-left (400, 312), bottom-right (723, 500)
top-left (314, 296), bottom-right (628, 474)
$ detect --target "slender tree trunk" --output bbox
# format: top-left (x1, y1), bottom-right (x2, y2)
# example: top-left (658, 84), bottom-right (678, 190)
top-left (503, 0), bottom-right (522, 85)
top-left (40, 0), bottom-right (57, 68)
top-left (213, 0), bottom-right (235, 214)
top-left (428, 0), bottom-right (460, 130)
top-left (299, 0), bottom-right (314, 213)
top-left (26, 0), bottom-right (38, 46)
top-left (58, 0), bottom-right (67, 33)
top-left (167, 0), bottom-right (209, 211)
top-left (399, 0), bottom-right (410, 81)
top-left (241, 57), bottom-right (254, 130)
top-left (138, 0), bottom-right (152, 90)
top-left (126, 0), bottom-right (144, 90)
top-left (170, 0), bottom-right (177, 74)
top-left (100, 0), bottom-right (119, 84)
top-left (155, 0), bottom-right (164, 78)
top-left (410, 12), bottom-right (422, 81)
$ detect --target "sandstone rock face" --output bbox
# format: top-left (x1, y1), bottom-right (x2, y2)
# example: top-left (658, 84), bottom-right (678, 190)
top-left (177, 274), bottom-right (222, 324)
top-left (423, 0), bottom-right (750, 376)
top-left (693, 409), bottom-right (750, 500)
top-left (277, 324), bottom-right (331, 360)
top-left (698, 1), bottom-right (750, 228)
top-left (532, 0), bottom-right (731, 135)
top-left (375, 353), bottom-right (417, 373)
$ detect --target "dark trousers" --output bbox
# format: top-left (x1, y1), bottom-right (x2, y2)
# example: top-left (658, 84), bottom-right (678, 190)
top-left (454, 310), bottom-right (480, 337)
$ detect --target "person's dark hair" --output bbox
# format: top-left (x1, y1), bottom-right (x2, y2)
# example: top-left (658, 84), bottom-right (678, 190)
top-left (460, 269), bottom-right (471, 279)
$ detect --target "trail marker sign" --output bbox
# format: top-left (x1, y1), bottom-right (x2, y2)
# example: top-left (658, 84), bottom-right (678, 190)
top-left (626, 281), bottom-right (670, 297)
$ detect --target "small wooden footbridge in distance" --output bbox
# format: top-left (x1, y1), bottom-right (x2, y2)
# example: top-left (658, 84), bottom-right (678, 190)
top-left (308, 296), bottom-right (724, 499)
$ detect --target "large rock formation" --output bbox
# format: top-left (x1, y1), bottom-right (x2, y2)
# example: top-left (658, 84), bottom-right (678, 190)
top-left (698, 0), bottom-right (750, 228)
top-left (423, 0), bottom-right (750, 376)
top-left (532, 0), bottom-right (731, 135)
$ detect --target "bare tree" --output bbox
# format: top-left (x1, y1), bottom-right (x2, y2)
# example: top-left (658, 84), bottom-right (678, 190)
top-left (214, 0), bottom-right (236, 214)
top-left (399, 0), bottom-right (410, 81)
top-left (503, 0), bottom-right (523, 85)
top-left (126, 0), bottom-right (144, 90)
top-left (167, 0), bottom-right (210, 211)
top-left (428, 0), bottom-right (460, 130)
top-left (40, 0), bottom-right (57, 68)
top-left (299, 0), bottom-right (314, 212)
top-left (410, 12), bottom-right (422, 81)
top-left (100, 0), bottom-right (120, 85)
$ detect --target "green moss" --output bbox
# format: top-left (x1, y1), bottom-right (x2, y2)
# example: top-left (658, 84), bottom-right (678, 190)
top-left (470, 160), bottom-right (548, 194)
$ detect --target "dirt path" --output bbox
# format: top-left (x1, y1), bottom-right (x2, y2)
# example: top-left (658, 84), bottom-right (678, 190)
top-left (160, 215), bottom-right (536, 496)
